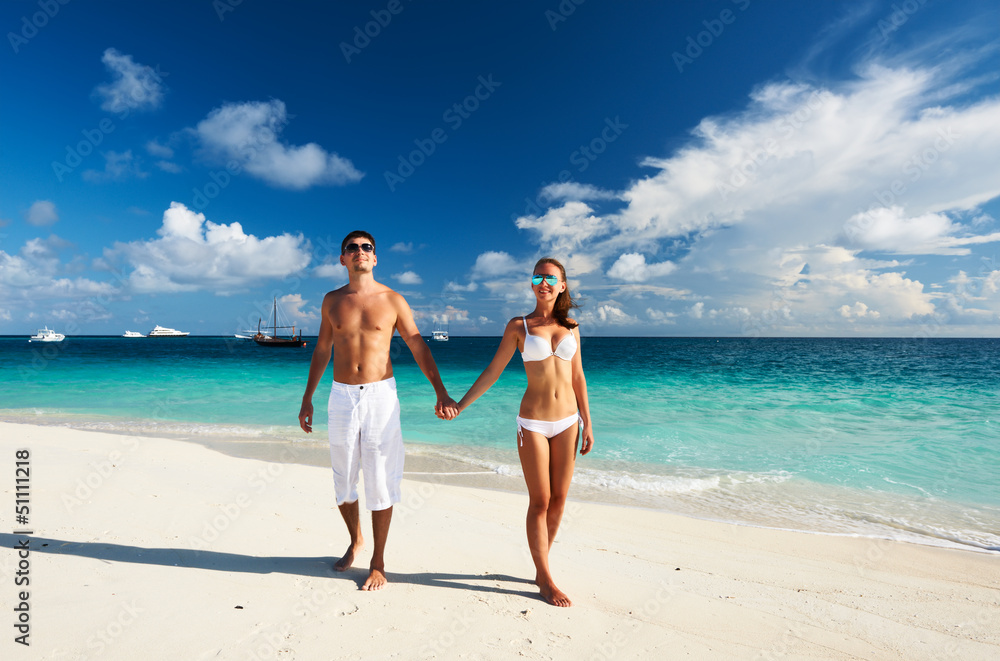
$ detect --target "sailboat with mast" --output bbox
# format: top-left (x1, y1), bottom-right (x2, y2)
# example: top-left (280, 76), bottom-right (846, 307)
top-left (253, 297), bottom-right (307, 348)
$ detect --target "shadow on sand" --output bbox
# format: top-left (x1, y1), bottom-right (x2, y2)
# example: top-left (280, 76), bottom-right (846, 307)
top-left (0, 533), bottom-right (540, 599)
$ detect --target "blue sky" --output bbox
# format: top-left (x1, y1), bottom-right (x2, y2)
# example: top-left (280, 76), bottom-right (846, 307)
top-left (1, 0), bottom-right (998, 337)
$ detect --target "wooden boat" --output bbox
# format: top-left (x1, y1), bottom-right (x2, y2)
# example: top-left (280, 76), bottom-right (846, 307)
top-left (254, 297), bottom-right (306, 348)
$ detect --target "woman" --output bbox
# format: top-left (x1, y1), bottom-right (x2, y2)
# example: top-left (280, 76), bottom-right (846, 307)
top-left (455, 257), bottom-right (594, 607)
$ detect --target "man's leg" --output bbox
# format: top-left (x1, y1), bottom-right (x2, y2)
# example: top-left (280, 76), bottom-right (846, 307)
top-left (358, 378), bottom-right (402, 590)
top-left (362, 506), bottom-right (392, 590)
top-left (335, 499), bottom-right (363, 572)
top-left (328, 382), bottom-right (363, 572)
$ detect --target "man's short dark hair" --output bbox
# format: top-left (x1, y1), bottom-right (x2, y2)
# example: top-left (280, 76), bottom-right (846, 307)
top-left (341, 230), bottom-right (376, 254)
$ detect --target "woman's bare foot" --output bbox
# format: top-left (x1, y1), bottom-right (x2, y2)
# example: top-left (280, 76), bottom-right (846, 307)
top-left (537, 577), bottom-right (572, 607)
top-left (334, 541), bottom-right (362, 572)
top-left (361, 566), bottom-right (388, 591)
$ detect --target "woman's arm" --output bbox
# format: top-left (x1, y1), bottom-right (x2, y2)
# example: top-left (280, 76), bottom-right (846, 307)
top-left (570, 325), bottom-right (594, 455)
top-left (456, 318), bottom-right (520, 414)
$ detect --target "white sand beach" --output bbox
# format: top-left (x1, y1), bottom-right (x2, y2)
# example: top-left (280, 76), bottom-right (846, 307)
top-left (1, 421), bottom-right (997, 660)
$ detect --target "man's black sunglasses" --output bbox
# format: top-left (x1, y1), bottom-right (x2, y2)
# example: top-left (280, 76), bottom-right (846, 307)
top-left (343, 242), bottom-right (375, 254)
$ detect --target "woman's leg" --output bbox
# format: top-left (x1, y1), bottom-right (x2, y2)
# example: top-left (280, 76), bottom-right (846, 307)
top-left (546, 421), bottom-right (579, 551)
top-left (518, 427), bottom-right (572, 607)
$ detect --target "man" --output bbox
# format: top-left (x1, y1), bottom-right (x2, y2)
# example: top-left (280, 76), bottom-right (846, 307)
top-left (298, 230), bottom-right (457, 591)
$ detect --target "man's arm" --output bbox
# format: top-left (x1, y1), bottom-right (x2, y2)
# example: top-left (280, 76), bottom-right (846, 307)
top-left (298, 292), bottom-right (336, 433)
top-left (393, 293), bottom-right (458, 418)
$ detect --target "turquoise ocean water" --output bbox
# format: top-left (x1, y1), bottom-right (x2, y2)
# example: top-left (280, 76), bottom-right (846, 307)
top-left (2, 335), bottom-right (998, 552)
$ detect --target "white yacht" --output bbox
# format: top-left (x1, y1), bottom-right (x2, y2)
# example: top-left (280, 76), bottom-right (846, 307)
top-left (122, 330), bottom-right (145, 338)
top-left (29, 327), bottom-right (65, 342)
top-left (431, 329), bottom-right (449, 341)
top-left (147, 325), bottom-right (190, 337)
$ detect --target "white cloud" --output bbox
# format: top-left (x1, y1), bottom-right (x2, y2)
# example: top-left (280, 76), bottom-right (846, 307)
top-left (195, 100), bottom-right (363, 190)
top-left (646, 307), bottom-right (677, 324)
top-left (390, 242), bottom-right (414, 253)
top-left (106, 202), bottom-right (311, 293)
top-left (279, 293), bottom-right (319, 323)
top-left (935, 268), bottom-right (1000, 321)
top-left (394, 270), bottom-right (422, 285)
top-left (688, 302), bottom-right (704, 319)
top-left (145, 140), bottom-right (174, 158)
top-left (516, 201), bottom-right (608, 254)
top-left (156, 161), bottom-right (183, 174)
top-left (588, 304), bottom-right (638, 326)
top-left (608, 67), bottom-right (1000, 253)
top-left (313, 262), bottom-right (347, 279)
top-left (471, 251), bottom-right (521, 279)
top-left (843, 206), bottom-right (1000, 255)
top-left (445, 280), bottom-right (478, 293)
top-left (147, 140), bottom-right (180, 173)
top-left (0, 235), bottom-right (116, 305)
top-left (508, 46), bottom-right (1000, 334)
top-left (540, 182), bottom-right (617, 202)
top-left (25, 201), bottom-right (58, 227)
top-left (431, 305), bottom-right (468, 323)
top-left (839, 301), bottom-right (880, 319)
top-left (776, 244), bottom-right (934, 325)
top-left (93, 48), bottom-right (165, 114)
top-left (82, 150), bottom-right (147, 182)
top-left (983, 270), bottom-right (1000, 296)
top-left (576, 300), bottom-right (639, 326)
top-left (606, 253), bottom-right (676, 282)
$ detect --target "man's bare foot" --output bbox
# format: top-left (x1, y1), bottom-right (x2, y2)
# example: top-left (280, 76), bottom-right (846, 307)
top-left (537, 579), bottom-right (572, 607)
top-left (361, 567), bottom-right (388, 591)
top-left (334, 542), bottom-right (362, 572)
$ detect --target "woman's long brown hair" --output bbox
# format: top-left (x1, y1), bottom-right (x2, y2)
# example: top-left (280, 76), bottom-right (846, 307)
top-left (535, 257), bottom-right (579, 329)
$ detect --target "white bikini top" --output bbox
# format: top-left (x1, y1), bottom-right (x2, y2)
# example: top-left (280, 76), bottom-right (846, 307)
top-left (520, 316), bottom-right (577, 362)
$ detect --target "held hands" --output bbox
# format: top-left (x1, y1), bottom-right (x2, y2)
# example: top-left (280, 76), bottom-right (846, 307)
top-left (435, 395), bottom-right (460, 421)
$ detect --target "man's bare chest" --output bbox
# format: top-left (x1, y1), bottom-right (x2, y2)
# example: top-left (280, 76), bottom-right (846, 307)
top-left (329, 300), bottom-right (396, 334)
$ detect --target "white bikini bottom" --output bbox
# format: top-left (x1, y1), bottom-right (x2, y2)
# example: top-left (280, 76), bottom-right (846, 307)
top-left (516, 412), bottom-right (581, 446)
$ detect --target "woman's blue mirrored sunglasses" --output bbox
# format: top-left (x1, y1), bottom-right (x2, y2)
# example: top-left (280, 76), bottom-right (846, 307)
top-left (532, 274), bottom-right (559, 286)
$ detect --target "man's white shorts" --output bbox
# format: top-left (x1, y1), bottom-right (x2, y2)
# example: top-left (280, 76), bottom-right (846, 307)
top-left (327, 377), bottom-right (403, 511)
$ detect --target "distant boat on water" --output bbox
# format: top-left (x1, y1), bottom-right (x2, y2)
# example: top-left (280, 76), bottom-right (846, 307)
top-left (431, 320), bottom-right (449, 341)
top-left (147, 325), bottom-right (189, 337)
top-left (122, 330), bottom-right (145, 338)
top-left (254, 297), bottom-right (306, 348)
top-left (29, 327), bottom-right (65, 342)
